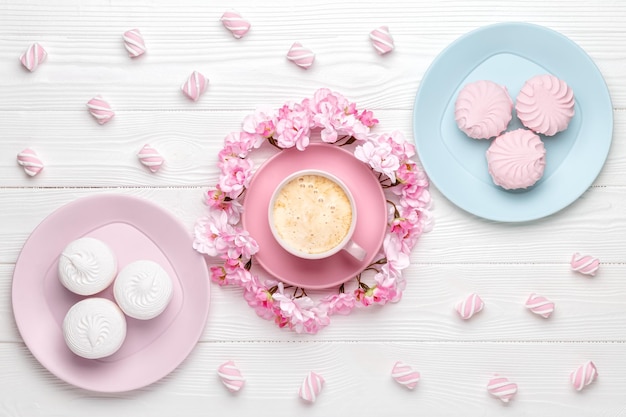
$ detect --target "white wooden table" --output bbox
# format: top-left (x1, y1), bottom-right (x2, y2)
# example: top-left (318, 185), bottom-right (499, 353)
top-left (2, 1), bottom-right (625, 415)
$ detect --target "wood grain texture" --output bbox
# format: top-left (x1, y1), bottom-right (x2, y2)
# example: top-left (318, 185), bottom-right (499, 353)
top-left (2, 0), bottom-right (626, 415)
top-left (0, 342), bottom-right (625, 416)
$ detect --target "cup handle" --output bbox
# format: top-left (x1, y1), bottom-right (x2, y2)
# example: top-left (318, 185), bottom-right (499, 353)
top-left (343, 239), bottom-right (367, 261)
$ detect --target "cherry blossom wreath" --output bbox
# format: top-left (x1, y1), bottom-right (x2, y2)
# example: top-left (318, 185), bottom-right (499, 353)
top-left (192, 88), bottom-right (433, 334)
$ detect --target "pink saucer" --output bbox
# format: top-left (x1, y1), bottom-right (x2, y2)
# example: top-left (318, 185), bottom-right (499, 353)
top-left (12, 194), bottom-right (210, 392)
top-left (242, 143), bottom-right (387, 290)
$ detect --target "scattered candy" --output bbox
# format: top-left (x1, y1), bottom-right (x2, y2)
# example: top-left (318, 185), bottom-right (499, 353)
top-left (20, 42), bottom-right (47, 72)
top-left (369, 26), bottom-right (395, 55)
top-left (286, 42), bottom-right (315, 69)
top-left (217, 360), bottom-right (245, 392)
top-left (123, 28), bottom-right (146, 58)
top-left (86, 96), bottom-right (115, 125)
top-left (391, 361), bottom-right (420, 390)
top-left (298, 371), bottom-right (324, 403)
top-left (455, 293), bottom-right (484, 320)
top-left (571, 360), bottom-right (598, 391)
top-left (220, 10), bottom-right (251, 39)
top-left (17, 148), bottom-right (44, 177)
top-left (525, 293), bottom-right (555, 319)
top-left (570, 253), bottom-right (599, 276)
top-left (137, 144), bottom-right (164, 173)
top-left (181, 71), bottom-right (208, 101)
top-left (487, 375), bottom-right (518, 403)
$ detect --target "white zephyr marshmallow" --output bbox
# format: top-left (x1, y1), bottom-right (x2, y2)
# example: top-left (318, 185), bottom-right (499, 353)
top-left (58, 237), bottom-right (118, 295)
top-left (63, 298), bottom-right (127, 359)
top-left (114, 260), bottom-right (174, 320)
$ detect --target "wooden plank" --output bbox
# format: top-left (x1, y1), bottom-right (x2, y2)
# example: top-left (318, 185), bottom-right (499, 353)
top-left (0, 341), bottom-right (623, 416)
top-left (0, 1), bottom-right (624, 109)
top-left (0, 110), bottom-right (624, 187)
top-left (2, 244), bottom-right (626, 342)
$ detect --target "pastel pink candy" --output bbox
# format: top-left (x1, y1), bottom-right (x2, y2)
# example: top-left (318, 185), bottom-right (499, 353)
top-left (137, 144), bottom-right (164, 173)
top-left (456, 293), bottom-right (484, 320)
top-left (369, 26), bottom-right (394, 55)
top-left (217, 360), bottom-right (245, 392)
top-left (487, 375), bottom-right (518, 403)
top-left (181, 71), bottom-right (208, 101)
top-left (570, 253), bottom-right (599, 276)
top-left (525, 293), bottom-right (555, 319)
top-left (20, 42), bottom-right (47, 72)
top-left (571, 360), bottom-right (598, 391)
top-left (220, 10), bottom-right (251, 39)
top-left (17, 148), bottom-right (44, 177)
top-left (286, 42), bottom-right (315, 69)
top-left (123, 29), bottom-right (146, 57)
top-left (298, 371), bottom-right (324, 403)
top-left (86, 96), bottom-right (115, 125)
top-left (391, 361), bottom-right (420, 390)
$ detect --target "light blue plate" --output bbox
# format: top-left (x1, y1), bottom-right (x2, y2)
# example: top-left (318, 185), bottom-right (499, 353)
top-left (413, 22), bottom-right (613, 222)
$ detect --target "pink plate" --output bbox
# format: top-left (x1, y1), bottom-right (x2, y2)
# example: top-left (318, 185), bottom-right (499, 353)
top-left (11, 194), bottom-right (210, 392)
top-left (242, 143), bottom-right (387, 290)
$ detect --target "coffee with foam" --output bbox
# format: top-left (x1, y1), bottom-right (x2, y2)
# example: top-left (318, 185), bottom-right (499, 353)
top-left (271, 174), bottom-right (353, 255)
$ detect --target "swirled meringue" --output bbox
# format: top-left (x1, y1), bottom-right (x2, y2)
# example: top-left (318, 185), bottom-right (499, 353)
top-left (63, 298), bottom-right (127, 359)
top-left (113, 260), bottom-right (173, 320)
top-left (58, 237), bottom-right (117, 295)
top-left (515, 74), bottom-right (575, 136)
top-left (486, 129), bottom-right (546, 190)
top-left (455, 80), bottom-right (513, 139)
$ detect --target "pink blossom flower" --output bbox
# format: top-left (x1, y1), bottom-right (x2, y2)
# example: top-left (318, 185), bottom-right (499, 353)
top-left (205, 186), bottom-right (243, 224)
top-left (219, 131), bottom-right (263, 160)
top-left (376, 131), bottom-right (415, 160)
top-left (192, 210), bottom-right (235, 257)
top-left (354, 140), bottom-right (400, 182)
top-left (354, 287), bottom-right (375, 307)
top-left (243, 282), bottom-right (276, 320)
top-left (319, 292), bottom-right (356, 315)
top-left (209, 265), bottom-right (228, 286)
top-left (242, 107), bottom-right (277, 142)
top-left (358, 109), bottom-right (378, 128)
top-left (383, 233), bottom-right (411, 271)
top-left (274, 102), bottom-right (311, 151)
top-left (227, 229), bottom-right (259, 260)
top-left (218, 156), bottom-right (253, 198)
top-left (306, 88), bottom-right (370, 143)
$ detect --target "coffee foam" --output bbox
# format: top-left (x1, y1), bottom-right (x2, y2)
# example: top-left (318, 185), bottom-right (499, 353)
top-left (272, 174), bottom-right (352, 255)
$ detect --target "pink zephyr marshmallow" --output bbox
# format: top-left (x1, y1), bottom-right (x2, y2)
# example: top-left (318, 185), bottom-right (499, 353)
top-left (487, 375), bottom-right (518, 403)
top-left (571, 360), bottom-right (598, 391)
top-left (570, 253), bottom-right (599, 276)
top-left (86, 96), bottom-right (115, 125)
